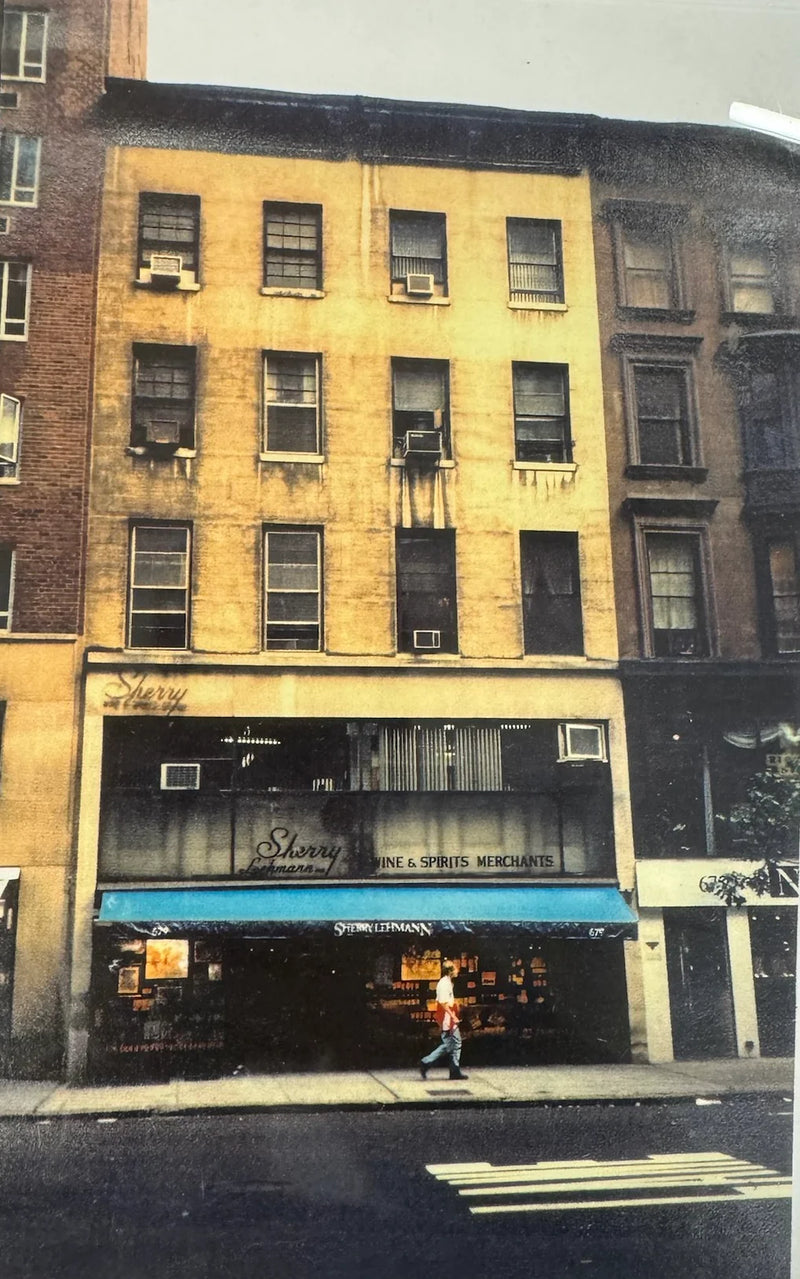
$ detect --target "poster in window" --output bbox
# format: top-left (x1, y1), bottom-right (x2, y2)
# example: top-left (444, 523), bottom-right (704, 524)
top-left (145, 938), bottom-right (190, 980)
top-left (401, 950), bottom-right (441, 982)
top-left (117, 966), bottom-right (140, 995)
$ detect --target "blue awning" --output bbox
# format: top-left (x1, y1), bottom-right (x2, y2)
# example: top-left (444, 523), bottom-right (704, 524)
top-left (98, 884), bottom-right (636, 939)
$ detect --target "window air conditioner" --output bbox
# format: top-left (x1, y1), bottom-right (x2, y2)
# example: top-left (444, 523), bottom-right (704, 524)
top-left (557, 722), bottom-right (607, 763)
top-left (160, 762), bottom-right (201, 791)
top-left (145, 418), bottom-right (181, 447)
top-left (149, 253), bottom-right (183, 285)
top-left (413, 629), bottom-right (441, 651)
top-left (406, 272), bottom-right (434, 296)
top-left (403, 430), bottom-right (442, 458)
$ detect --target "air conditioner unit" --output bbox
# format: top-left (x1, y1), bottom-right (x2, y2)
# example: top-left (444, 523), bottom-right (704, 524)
top-left (406, 272), bottom-right (434, 296)
top-left (160, 762), bottom-right (201, 791)
top-left (149, 253), bottom-right (183, 285)
top-left (403, 430), bottom-right (442, 458)
top-left (145, 418), bottom-right (181, 447)
top-left (558, 722), bottom-right (607, 763)
top-left (413, 629), bottom-right (441, 651)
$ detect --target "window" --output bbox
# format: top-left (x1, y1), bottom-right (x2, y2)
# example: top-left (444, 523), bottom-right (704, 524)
top-left (392, 358), bottom-right (450, 458)
top-left (138, 193), bottom-right (200, 281)
top-left (131, 345), bottom-right (196, 451)
top-left (0, 546), bottom-right (15, 630)
top-left (0, 134), bottom-right (40, 205)
top-left (264, 527), bottom-right (322, 650)
top-left (738, 367), bottom-right (800, 471)
top-left (128, 524), bottom-right (191, 649)
top-left (0, 394), bottom-right (21, 478)
top-left (0, 9), bottom-right (47, 81)
top-left (607, 201), bottom-right (691, 318)
top-left (263, 353), bottom-right (321, 454)
top-left (520, 533), bottom-right (583, 655)
top-left (396, 529), bottom-right (458, 653)
top-left (0, 260), bottom-right (30, 339)
top-left (512, 363), bottom-right (570, 463)
top-left (263, 202), bottom-right (322, 291)
top-left (643, 531), bottom-right (710, 658)
top-left (620, 226), bottom-right (678, 310)
top-left (765, 537), bottom-right (800, 654)
top-left (389, 211), bottom-right (447, 295)
top-left (507, 219), bottom-right (563, 304)
top-left (630, 363), bottom-right (695, 467)
top-left (725, 243), bottom-right (777, 316)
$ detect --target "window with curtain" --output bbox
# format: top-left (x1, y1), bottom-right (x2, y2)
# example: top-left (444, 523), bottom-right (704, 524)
top-left (726, 244), bottom-right (776, 315)
top-left (513, 363), bottom-right (570, 463)
top-left (767, 539), bottom-right (800, 654)
top-left (390, 211), bottom-right (447, 285)
top-left (645, 531), bottom-right (708, 657)
top-left (621, 226), bottom-right (676, 310)
top-left (520, 532), bottom-right (583, 655)
top-left (507, 219), bottom-right (563, 303)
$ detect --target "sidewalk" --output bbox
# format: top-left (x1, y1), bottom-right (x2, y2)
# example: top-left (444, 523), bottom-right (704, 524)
top-left (0, 1058), bottom-right (793, 1119)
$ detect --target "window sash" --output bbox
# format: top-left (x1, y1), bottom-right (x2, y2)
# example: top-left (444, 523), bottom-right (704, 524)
top-left (396, 531), bottom-right (458, 653)
top-left (0, 10), bottom-right (47, 80)
top-left (0, 547), bottom-right (15, 631)
top-left (129, 527), bottom-right (190, 649)
top-left (132, 347), bottom-right (196, 448)
top-left (139, 195), bottom-right (200, 270)
top-left (0, 394), bottom-right (20, 477)
top-left (0, 135), bottom-right (40, 206)
top-left (0, 261), bottom-right (30, 339)
top-left (768, 540), bottom-right (800, 653)
top-left (264, 354), bottom-right (320, 453)
top-left (622, 228), bottom-right (674, 308)
top-left (521, 533), bottom-right (583, 654)
top-left (390, 212), bottom-right (446, 283)
top-left (633, 365), bottom-right (692, 465)
top-left (513, 365), bottom-right (569, 462)
top-left (507, 219), bottom-right (563, 302)
top-left (264, 529), bottom-right (321, 650)
top-left (264, 204), bottom-right (322, 289)
top-left (646, 533), bottom-right (706, 656)
top-left (729, 247), bottom-right (775, 314)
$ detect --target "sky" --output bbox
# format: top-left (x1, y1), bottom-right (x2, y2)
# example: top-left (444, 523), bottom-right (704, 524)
top-left (147, 0), bottom-right (800, 126)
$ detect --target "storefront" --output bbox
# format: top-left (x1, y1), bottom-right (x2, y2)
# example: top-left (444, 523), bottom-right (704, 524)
top-left (87, 884), bottom-right (636, 1080)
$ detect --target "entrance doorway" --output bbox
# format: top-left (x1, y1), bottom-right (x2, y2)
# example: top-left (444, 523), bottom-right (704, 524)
top-left (664, 908), bottom-right (736, 1059)
top-left (749, 908), bottom-right (796, 1057)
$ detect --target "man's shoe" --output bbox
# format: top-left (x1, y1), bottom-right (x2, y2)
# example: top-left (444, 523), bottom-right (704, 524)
top-left (449, 1070), bottom-right (469, 1080)
top-left (419, 1061), bottom-right (429, 1080)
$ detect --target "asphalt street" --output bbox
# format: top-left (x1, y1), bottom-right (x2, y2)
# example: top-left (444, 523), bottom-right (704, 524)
top-left (1, 1095), bottom-right (792, 1278)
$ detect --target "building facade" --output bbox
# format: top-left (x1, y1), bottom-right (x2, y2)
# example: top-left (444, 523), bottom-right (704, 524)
top-left (590, 122), bottom-right (799, 1062)
top-left (67, 84), bottom-right (642, 1081)
top-left (0, 0), bottom-right (145, 1074)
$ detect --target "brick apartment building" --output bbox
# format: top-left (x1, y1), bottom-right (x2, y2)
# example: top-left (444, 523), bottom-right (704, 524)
top-left (0, 0), bottom-right (145, 1075)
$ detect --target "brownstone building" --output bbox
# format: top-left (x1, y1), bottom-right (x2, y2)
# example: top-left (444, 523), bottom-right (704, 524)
top-left (590, 121), bottom-right (799, 1062)
top-left (0, 0), bottom-right (145, 1074)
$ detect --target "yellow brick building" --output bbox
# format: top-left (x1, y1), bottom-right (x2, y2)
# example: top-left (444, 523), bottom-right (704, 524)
top-left (69, 84), bottom-right (640, 1081)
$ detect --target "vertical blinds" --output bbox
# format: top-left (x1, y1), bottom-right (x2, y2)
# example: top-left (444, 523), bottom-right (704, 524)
top-left (378, 725), bottom-right (503, 791)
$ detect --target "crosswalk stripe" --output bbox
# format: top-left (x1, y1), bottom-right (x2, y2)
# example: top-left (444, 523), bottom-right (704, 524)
top-left (427, 1152), bottom-right (793, 1216)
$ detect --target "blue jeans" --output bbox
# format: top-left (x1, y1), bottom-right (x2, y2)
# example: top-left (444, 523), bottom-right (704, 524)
top-left (422, 1026), bottom-right (462, 1072)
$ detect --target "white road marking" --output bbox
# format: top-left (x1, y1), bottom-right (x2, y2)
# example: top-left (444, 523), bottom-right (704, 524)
top-left (426, 1152), bottom-right (793, 1215)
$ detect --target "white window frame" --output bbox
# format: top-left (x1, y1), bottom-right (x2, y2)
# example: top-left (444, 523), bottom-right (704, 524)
top-left (0, 260), bottom-right (31, 340)
top-left (0, 134), bottom-right (40, 206)
top-left (0, 394), bottom-right (21, 477)
top-left (264, 527), bottom-right (322, 651)
top-left (262, 352), bottom-right (322, 458)
top-left (1, 9), bottom-right (48, 81)
top-left (128, 524), bottom-right (191, 650)
top-left (0, 547), bottom-right (15, 631)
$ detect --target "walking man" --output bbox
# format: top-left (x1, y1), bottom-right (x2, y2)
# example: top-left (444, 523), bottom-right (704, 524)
top-left (419, 960), bottom-right (468, 1080)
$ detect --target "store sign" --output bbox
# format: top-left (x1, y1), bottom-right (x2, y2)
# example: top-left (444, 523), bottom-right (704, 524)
top-left (103, 672), bottom-right (188, 716)
top-left (767, 752), bottom-right (800, 777)
top-left (333, 921), bottom-right (434, 937)
top-left (375, 852), bottom-right (558, 876)
top-left (240, 827), bottom-right (344, 879)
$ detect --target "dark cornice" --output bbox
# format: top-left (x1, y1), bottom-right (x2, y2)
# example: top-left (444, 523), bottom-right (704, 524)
top-left (622, 496), bottom-right (719, 518)
top-left (610, 333), bottom-right (704, 354)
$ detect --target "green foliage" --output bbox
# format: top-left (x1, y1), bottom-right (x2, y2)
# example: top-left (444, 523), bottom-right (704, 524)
top-left (701, 765), bottom-right (800, 906)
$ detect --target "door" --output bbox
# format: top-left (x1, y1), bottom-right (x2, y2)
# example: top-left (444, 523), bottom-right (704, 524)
top-left (664, 908), bottom-right (736, 1059)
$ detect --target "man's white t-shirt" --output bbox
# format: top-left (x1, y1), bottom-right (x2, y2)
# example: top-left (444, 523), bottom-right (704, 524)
top-left (436, 974), bottom-right (454, 1005)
